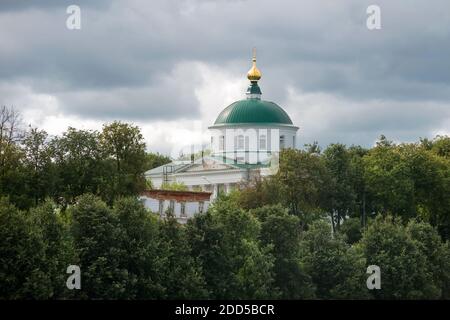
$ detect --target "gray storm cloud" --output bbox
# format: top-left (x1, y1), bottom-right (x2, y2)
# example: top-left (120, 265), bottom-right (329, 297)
top-left (0, 0), bottom-right (449, 151)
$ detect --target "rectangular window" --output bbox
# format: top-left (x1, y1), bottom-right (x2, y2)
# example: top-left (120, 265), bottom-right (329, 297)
top-left (169, 200), bottom-right (175, 214)
top-left (219, 135), bottom-right (225, 151)
top-left (237, 135), bottom-right (244, 150)
top-left (259, 134), bottom-right (266, 150)
top-left (180, 202), bottom-right (186, 217)
top-left (198, 201), bottom-right (204, 213)
top-left (158, 200), bottom-right (164, 216)
top-left (280, 135), bottom-right (285, 149)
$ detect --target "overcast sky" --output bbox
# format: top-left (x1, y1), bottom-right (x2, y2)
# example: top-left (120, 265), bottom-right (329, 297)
top-left (1, 0), bottom-right (449, 156)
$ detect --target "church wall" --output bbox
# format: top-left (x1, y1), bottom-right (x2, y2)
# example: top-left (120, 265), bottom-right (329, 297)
top-left (210, 125), bottom-right (298, 157)
top-left (140, 193), bottom-right (211, 224)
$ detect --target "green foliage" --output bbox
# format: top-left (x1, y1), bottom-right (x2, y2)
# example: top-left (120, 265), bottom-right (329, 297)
top-left (28, 200), bottom-right (77, 299)
top-left (276, 149), bottom-right (331, 220)
top-left (234, 177), bottom-right (282, 210)
top-left (363, 141), bottom-right (450, 238)
top-left (100, 121), bottom-right (148, 202)
top-left (22, 128), bottom-right (56, 206)
top-left (1, 122), bottom-right (151, 209)
top-left (145, 152), bottom-right (171, 171)
top-left (161, 181), bottom-right (188, 191)
top-left (0, 197), bottom-right (72, 299)
top-left (70, 194), bottom-right (129, 299)
top-left (186, 198), bottom-right (276, 299)
top-left (159, 217), bottom-right (208, 299)
top-left (339, 217), bottom-right (363, 244)
top-left (1, 192), bottom-right (450, 300)
top-left (363, 143), bottom-right (415, 217)
top-left (357, 215), bottom-right (441, 299)
top-left (0, 140), bottom-right (28, 208)
top-left (430, 135), bottom-right (450, 158)
top-left (1, 112), bottom-right (449, 300)
top-left (323, 144), bottom-right (358, 231)
top-left (406, 220), bottom-right (450, 298)
top-left (51, 128), bottom-right (104, 205)
top-left (251, 205), bottom-right (315, 298)
top-left (112, 197), bottom-right (166, 298)
top-left (237, 149), bottom-right (331, 228)
top-left (300, 220), bottom-right (370, 299)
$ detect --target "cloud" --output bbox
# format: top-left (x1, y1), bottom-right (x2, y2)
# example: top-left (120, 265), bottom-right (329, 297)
top-left (0, 0), bottom-right (449, 153)
top-left (284, 87), bottom-right (450, 148)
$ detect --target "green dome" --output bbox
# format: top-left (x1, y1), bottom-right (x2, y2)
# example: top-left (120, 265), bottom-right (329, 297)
top-left (213, 99), bottom-right (293, 125)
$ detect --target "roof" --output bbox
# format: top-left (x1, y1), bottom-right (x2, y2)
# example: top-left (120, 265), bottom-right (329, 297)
top-left (213, 98), bottom-right (294, 126)
top-left (145, 157), bottom-right (239, 177)
top-left (145, 161), bottom-right (192, 176)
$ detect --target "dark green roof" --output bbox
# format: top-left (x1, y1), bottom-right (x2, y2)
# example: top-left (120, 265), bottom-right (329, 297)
top-left (213, 99), bottom-right (293, 125)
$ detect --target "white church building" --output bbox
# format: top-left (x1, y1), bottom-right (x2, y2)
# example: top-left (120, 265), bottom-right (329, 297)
top-left (142, 52), bottom-right (298, 219)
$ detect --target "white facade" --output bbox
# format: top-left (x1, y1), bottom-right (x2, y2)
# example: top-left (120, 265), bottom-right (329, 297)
top-left (141, 196), bottom-right (210, 224)
top-left (209, 124), bottom-right (298, 164)
top-left (146, 157), bottom-right (249, 199)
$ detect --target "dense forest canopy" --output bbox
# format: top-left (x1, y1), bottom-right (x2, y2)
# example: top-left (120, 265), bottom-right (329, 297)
top-left (1, 106), bottom-right (449, 299)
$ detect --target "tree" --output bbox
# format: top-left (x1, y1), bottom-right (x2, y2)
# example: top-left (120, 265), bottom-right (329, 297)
top-left (51, 128), bottom-right (104, 205)
top-left (401, 144), bottom-right (450, 239)
top-left (159, 217), bottom-right (208, 299)
top-left (22, 128), bottom-right (55, 206)
top-left (0, 140), bottom-right (25, 208)
top-left (233, 177), bottom-right (283, 211)
top-left (0, 198), bottom-right (53, 299)
top-left (100, 122), bottom-right (147, 201)
top-left (251, 205), bottom-right (315, 298)
top-left (300, 220), bottom-right (369, 299)
top-left (69, 194), bottom-right (129, 299)
top-left (323, 144), bottom-right (357, 232)
top-left (430, 135), bottom-right (450, 158)
top-left (364, 140), bottom-right (450, 239)
top-left (145, 152), bottom-right (171, 171)
top-left (304, 141), bottom-right (321, 155)
top-left (28, 200), bottom-right (76, 299)
top-left (357, 215), bottom-right (441, 299)
top-left (0, 106), bottom-right (27, 208)
top-left (112, 197), bottom-right (166, 298)
top-left (348, 145), bottom-right (369, 227)
top-left (186, 197), bottom-right (276, 299)
top-left (363, 141), bottom-right (415, 218)
top-left (339, 217), bottom-right (363, 244)
top-left (406, 220), bottom-right (450, 298)
top-left (274, 149), bottom-right (331, 227)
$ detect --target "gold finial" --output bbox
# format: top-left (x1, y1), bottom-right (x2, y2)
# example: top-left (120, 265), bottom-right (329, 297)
top-left (247, 47), bottom-right (261, 82)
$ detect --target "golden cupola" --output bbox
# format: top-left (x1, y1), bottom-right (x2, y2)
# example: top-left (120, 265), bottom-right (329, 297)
top-left (247, 48), bottom-right (262, 82)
